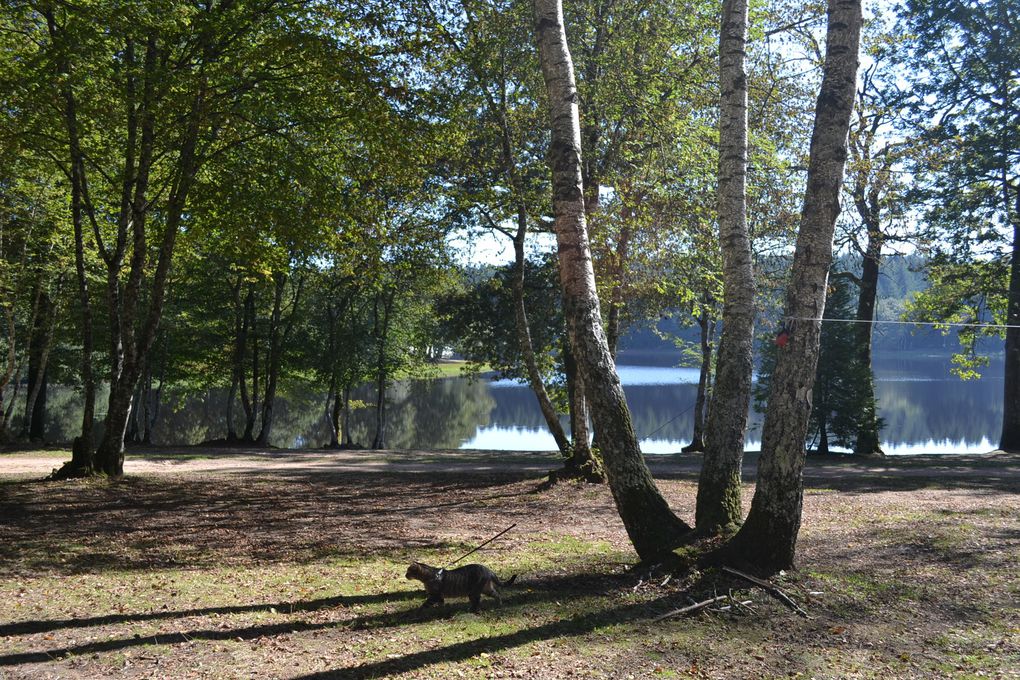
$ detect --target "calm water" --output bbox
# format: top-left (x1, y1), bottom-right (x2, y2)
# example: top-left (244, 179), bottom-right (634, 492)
top-left (27, 354), bottom-right (1004, 454)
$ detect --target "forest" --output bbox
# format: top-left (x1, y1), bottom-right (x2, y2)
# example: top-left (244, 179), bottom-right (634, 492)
top-left (1, 0), bottom-right (1019, 677)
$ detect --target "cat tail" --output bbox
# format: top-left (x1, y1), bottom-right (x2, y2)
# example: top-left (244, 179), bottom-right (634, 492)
top-left (501, 574), bottom-right (517, 586)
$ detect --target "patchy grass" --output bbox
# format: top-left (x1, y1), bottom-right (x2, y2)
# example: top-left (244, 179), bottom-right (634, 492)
top-left (1, 449), bottom-right (1018, 679)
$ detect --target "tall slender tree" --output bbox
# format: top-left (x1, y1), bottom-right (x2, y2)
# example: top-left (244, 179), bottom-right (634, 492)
top-left (532, 0), bottom-right (691, 560)
top-left (900, 0), bottom-right (1020, 451)
top-left (696, 0), bottom-right (754, 535)
top-left (723, 0), bottom-right (863, 572)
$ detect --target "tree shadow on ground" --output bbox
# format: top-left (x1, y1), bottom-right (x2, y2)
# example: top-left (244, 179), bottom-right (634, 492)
top-left (0, 572), bottom-right (635, 669)
top-left (0, 591), bottom-right (420, 638)
top-left (0, 472), bottom-right (546, 575)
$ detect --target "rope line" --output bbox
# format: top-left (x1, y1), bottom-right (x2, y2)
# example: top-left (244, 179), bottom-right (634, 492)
top-left (786, 317), bottom-right (1020, 330)
top-left (642, 400), bottom-right (698, 440)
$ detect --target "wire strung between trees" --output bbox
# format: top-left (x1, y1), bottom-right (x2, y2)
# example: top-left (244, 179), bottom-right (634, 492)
top-left (636, 314), bottom-right (1017, 445)
top-left (642, 401), bottom-right (698, 440)
top-left (786, 316), bottom-right (1020, 330)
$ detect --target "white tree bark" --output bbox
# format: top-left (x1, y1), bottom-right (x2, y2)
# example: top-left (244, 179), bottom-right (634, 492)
top-left (725, 0), bottom-right (863, 572)
top-left (696, 0), bottom-right (755, 534)
top-left (532, 0), bottom-right (690, 560)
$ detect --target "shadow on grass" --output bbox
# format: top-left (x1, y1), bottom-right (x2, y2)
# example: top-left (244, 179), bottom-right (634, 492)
top-left (0, 572), bottom-right (636, 669)
top-left (0, 472), bottom-right (543, 575)
top-left (0, 590), bottom-right (419, 638)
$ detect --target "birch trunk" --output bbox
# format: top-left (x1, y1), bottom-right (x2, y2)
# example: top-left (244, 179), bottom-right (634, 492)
top-left (696, 0), bottom-right (754, 533)
top-left (724, 0), bottom-right (862, 572)
top-left (532, 0), bottom-right (690, 559)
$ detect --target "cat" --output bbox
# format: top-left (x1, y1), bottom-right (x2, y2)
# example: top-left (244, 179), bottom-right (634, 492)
top-left (405, 561), bottom-right (517, 612)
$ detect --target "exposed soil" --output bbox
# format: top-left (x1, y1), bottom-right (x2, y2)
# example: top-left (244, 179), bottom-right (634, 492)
top-left (1, 447), bottom-right (1018, 679)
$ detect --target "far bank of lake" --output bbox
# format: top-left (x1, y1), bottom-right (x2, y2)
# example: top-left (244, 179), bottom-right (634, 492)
top-left (20, 352), bottom-right (1004, 455)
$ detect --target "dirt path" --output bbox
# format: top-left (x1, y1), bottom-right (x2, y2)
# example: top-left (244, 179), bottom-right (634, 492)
top-left (4, 445), bottom-right (1019, 484)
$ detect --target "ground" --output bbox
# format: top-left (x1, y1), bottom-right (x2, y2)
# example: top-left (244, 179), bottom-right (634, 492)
top-left (1, 447), bottom-right (1018, 679)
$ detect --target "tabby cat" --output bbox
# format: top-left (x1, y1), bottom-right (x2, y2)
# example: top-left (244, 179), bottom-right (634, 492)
top-left (405, 561), bottom-right (517, 612)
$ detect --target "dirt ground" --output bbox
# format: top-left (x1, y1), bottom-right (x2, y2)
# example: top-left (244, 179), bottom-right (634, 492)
top-left (1, 447), bottom-right (1018, 679)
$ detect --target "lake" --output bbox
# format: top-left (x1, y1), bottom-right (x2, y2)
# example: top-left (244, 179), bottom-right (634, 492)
top-left (27, 353), bottom-right (1004, 455)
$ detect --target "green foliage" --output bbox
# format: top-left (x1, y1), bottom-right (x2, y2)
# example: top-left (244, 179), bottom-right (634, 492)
top-left (438, 256), bottom-right (563, 386)
top-left (897, 0), bottom-right (1019, 375)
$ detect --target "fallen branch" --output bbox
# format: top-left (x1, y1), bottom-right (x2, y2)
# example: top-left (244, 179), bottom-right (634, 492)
top-left (652, 595), bottom-right (729, 622)
top-left (722, 566), bottom-right (810, 618)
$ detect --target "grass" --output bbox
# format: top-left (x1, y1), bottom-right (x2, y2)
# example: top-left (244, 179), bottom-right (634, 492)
top-left (1, 449), bottom-right (1018, 679)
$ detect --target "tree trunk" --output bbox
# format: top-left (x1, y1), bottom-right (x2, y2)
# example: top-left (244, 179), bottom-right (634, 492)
top-left (512, 230), bottom-right (572, 455)
top-left (94, 35), bottom-right (204, 476)
top-left (98, 376), bottom-right (134, 476)
top-left (256, 272), bottom-right (286, 446)
top-left (46, 8), bottom-right (96, 478)
top-left (23, 290), bottom-right (57, 442)
top-left (28, 359), bottom-right (48, 442)
top-left (241, 286), bottom-right (258, 441)
top-left (696, 0), bottom-right (755, 534)
top-left (853, 220), bottom-right (883, 455)
top-left (723, 0), bottom-right (862, 573)
top-left (226, 276), bottom-right (244, 442)
top-left (684, 311), bottom-right (715, 453)
top-left (342, 385), bottom-right (354, 447)
top-left (556, 342), bottom-right (601, 481)
top-left (532, 0), bottom-right (690, 560)
top-left (371, 292), bottom-right (394, 450)
top-left (1001, 214), bottom-right (1020, 451)
top-left (125, 377), bottom-right (143, 444)
top-left (328, 381), bottom-right (342, 448)
top-left (372, 372), bottom-right (387, 450)
top-left (605, 223), bottom-right (632, 358)
top-left (816, 418), bottom-right (830, 455)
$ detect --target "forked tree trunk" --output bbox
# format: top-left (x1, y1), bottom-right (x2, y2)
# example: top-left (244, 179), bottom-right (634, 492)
top-left (696, 0), bottom-right (755, 534)
top-left (532, 0), bottom-right (690, 560)
top-left (723, 0), bottom-right (862, 573)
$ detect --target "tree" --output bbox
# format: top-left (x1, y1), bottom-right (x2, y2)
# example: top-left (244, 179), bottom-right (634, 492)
top-left (723, 0), bottom-right (863, 573)
top-left (755, 273), bottom-right (881, 454)
top-left (416, 0), bottom-right (575, 460)
top-left (695, 0), bottom-right (754, 535)
top-left (899, 0), bottom-right (1020, 451)
top-left (532, 0), bottom-right (691, 560)
top-left (841, 61), bottom-right (913, 456)
top-left (27, 0), bottom-right (330, 475)
top-left (811, 274), bottom-right (880, 454)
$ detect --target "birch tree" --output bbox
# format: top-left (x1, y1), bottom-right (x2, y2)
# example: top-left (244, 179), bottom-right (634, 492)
top-left (532, 0), bottom-right (691, 559)
top-left (695, 0), bottom-right (754, 535)
top-left (723, 0), bottom-right (863, 572)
